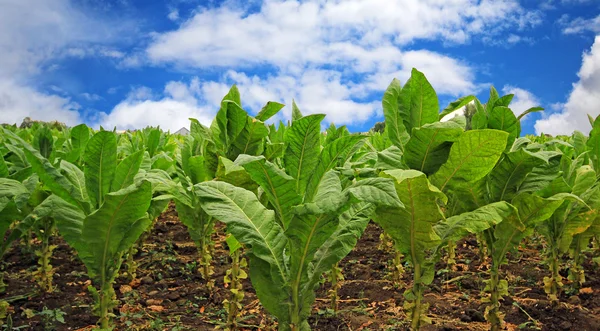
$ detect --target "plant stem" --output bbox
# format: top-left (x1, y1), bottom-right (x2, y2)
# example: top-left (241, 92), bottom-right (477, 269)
top-left (488, 267), bottom-right (501, 331)
top-left (226, 249), bottom-right (241, 330)
top-left (447, 240), bottom-right (456, 270)
top-left (410, 263), bottom-right (423, 330)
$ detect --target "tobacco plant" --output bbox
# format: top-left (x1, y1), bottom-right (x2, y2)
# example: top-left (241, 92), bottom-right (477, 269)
top-left (5, 129), bottom-right (153, 329)
top-left (196, 107), bottom-right (401, 330)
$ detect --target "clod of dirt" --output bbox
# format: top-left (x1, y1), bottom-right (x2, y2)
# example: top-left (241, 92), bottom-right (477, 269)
top-left (167, 291), bottom-right (180, 301)
top-left (465, 308), bottom-right (485, 322)
top-left (140, 276), bottom-right (153, 285)
top-left (568, 295), bottom-right (582, 305)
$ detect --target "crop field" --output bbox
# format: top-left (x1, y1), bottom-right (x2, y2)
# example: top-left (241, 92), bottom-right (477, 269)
top-left (1, 68), bottom-right (600, 331)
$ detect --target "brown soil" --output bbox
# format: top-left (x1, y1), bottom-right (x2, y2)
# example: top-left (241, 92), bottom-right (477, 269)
top-left (2, 204), bottom-right (600, 330)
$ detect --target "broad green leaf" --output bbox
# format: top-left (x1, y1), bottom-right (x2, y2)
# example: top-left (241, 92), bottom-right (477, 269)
top-left (306, 202), bottom-right (374, 291)
top-left (256, 101), bottom-right (285, 122)
top-left (488, 149), bottom-right (560, 202)
top-left (195, 181), bottom-right (289, 322)
top-left (146, 128), bottom-right (160, 158)
top-left (495, 94), bottom-right (514, 107)
top-left (80, 181), bottom-right (152, 281)
top-left (111, 150), bottom-right (144, 191)
top-left (304, 135), bottom-right (365, 202)
top-left (487, 106), bottom-right (520, 150)
top-left (492, 193), bottom-right (565, 266)
top-left (215, 157), bottom-right (257, 190)
top-left (236, 155), bottom-right (301, 228)
top-left (187, 155), bottom-right (211, 185)
top-left (84, 131), bottom-right (117, 208)
top-left (404, 121), bottom-right (463, 174)
top-left (434, 201), bottom-right (515, 244)
top-left (33, 126), bottom-right (53, 159)
top-left (229, 116), bottom-right (269, 158)
top-left (284, 114), bottom-right (325, 196)
top-left (376, 146), bottom-right (405, 170)
top-left (438, 95), bottom-right (475, 121)
top-left (430, 130), bottom-right (508, 192)
top-left (374, 170), bottom-right (445, 264)
top-left (344, 177), bottom-right (403, 208)
top-left (23, 148), bottom-right (88, 212)
top-left (382, 78), bottom-right (408, 149)
top-left (399, 68), bottom-right (439, 132)
top-left (60, 160), bottom-right (89, 203)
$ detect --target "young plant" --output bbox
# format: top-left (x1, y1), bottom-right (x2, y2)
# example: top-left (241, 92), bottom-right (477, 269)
top-left (196, 110), bottom-right (400, 330)
top-left (6, 129), bottom-right (153, 329)
top-left (223, 234), bottom-right (247, 330)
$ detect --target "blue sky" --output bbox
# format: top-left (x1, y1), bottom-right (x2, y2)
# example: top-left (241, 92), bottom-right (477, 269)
top-left (1, 0), bottom-right (600, 136)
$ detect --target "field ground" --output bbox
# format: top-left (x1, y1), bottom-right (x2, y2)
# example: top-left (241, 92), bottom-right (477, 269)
top-left (3, 203), bottom-right (600, 330)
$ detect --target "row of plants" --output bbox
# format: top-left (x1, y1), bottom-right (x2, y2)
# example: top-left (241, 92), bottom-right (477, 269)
top-left (1, 68), bottom-right (599, 331)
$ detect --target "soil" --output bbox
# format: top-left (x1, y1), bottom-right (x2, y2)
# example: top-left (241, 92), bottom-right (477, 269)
top-left (2, 203), bottom-right (600, 330)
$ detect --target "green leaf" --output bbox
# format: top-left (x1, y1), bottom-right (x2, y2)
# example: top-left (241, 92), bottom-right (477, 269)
top-left (211, 89), bottom-right (247, 152)
top-left (111, 150), bottom-right (144, 192)
top-left (235, 155), bottom-right (301, 229)
top-left (60, 160), bottom-right (89, 203)
top-left (495, 94), bottom-right (514, 107)
top-left (374, 170), bottom-right (445, 265)
top-left (304, 202), bottom-right (375, 300)
top-left (487, 106), bottom-right (520, 150)
top-left (195, 181), bottom-right (289, 322)
top-left (284, 114), bottom-right (325, 196)
top-left (376, 146), bottom-right (405, 170)
top-left (430, 130), bottom-right (508, 192)
top-left (304, 135), bottom-right (365, 202)
top-left (404, 121), bottom-right (463, 174)
top-left (517, 107), bottom-right (544, 121)
top-left (146, 128), bottom-right (160, 158)
top-left (492, 193), bottom-right (565, 266)
top-left (33, 126), bottom-right (53, 159)
top-left (435, 201), bottom-right (515, 244)
top-left (229, 117), bottom-right (269, 158)
top-left (488, 149), bottom-right (560, 202)
top-left (382, 78), bottom-right (409, 149)
top-left (23, 148), bottom-right (88, 213)
top-left (79, 181), bottom-right (152, 281)
top-left (344, 177), bottom-right (403, 208)
top-left (439, 95), bottom-right (475, 121)
top-left (399, 68), bottom-right (439, 132)
top-left (84, 131), bottom-right (117, 208)
top-left (292, 100), bottom-right (303, 121)
top-left (256, 101), bottom-right (285, 122)
top-left (0, 155), bottom-right (8, 178)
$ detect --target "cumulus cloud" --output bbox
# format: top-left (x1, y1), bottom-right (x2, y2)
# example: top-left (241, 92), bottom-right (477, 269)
top-left (0, 80), bottom-right (81, 126)
top-left (124, 0), bottom-right (542, 128)
top-left (502, 85), bottom-right (541, 117)
top-left (0, 0), bottom-right (129, 126)
top-left (535, 36), bottom-right (600, 135)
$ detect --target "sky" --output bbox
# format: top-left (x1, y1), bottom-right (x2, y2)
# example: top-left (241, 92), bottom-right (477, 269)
top-left (1, 0), bottom-right (600, 136)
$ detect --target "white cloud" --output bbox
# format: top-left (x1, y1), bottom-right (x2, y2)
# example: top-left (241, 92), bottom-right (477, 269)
top-left (559, 14), bottom-right (600, 35)
top-left (167, 8), bottom-right (179, 21)
top-left (535, 36), bottom-right (600, 135)
top-left (0, 0), bottom-right (130, 126)
top-left (146, 0), bottom-right (540, 69)
top-left (127, 0), bottom-right (537, 128)
top-left (0, 79), bottom-right (81, 126)
top-left (99, 79), bottom-right (215, 131)
top-left (80, 93), bottom-right (102, 101)
top-left (502, 85), bottom-right (540, 117)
